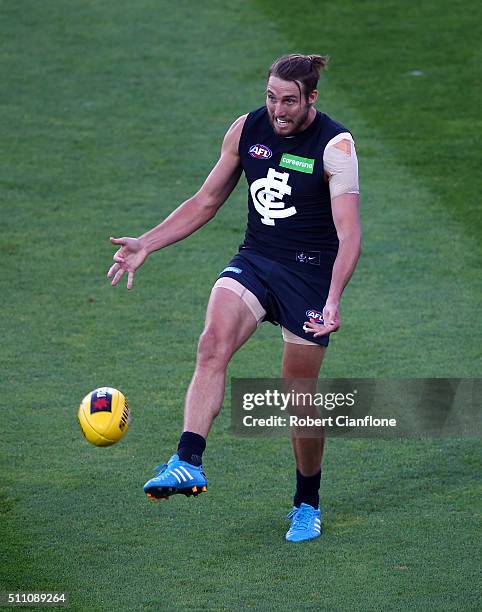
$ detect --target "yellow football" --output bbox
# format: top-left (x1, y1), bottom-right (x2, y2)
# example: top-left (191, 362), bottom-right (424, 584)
top-left (78, 387), bottom-right (130, 446)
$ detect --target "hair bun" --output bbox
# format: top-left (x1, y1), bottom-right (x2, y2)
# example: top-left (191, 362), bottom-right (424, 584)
top-left (308, 55), bottom-right (330, 76)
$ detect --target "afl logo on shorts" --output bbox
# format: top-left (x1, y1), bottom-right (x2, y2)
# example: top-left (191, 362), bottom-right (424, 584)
top-left (306, 309), bottom-right (324, 323)
top-left (249, 144), bottom-right (272, 160)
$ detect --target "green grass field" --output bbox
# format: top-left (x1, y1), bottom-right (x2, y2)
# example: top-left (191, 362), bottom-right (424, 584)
top-left (1, 0), bottom-right (481, 609)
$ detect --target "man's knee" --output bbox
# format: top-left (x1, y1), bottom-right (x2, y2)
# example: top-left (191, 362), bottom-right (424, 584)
top-left (196, 326), bottom-right (234, 370)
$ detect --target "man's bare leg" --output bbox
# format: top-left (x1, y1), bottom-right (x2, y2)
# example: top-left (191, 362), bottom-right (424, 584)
top-left (282, 341), bottom-right (326, 540)
top-left (144, 286), bottom-right (258, 499)
top-left (183, 287), bottom-right (258, 437)
top-left (282, 342), bottom-right (326, 476)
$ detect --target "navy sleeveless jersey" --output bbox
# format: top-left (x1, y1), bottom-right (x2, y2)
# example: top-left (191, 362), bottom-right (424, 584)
top-left (238, 106), bottom-right (349, 263)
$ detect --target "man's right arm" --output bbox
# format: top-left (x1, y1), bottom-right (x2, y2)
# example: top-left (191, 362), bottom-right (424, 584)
top-left (138, 114), bottom-right (246, 252)
top-left (108, 115), bottom-right (247, 288)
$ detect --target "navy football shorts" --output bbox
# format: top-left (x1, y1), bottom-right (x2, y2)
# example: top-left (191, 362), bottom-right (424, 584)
top-left (217, 249), bottom-right (336, 347)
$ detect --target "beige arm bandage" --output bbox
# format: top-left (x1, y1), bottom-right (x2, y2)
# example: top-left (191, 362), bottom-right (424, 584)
top-left (323, 132), bottom-right (359, 200)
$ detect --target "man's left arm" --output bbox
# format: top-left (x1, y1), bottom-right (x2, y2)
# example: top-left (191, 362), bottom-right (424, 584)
top-left (305, 134), bottom-right (361, 337)
top-left (319, 193), bottom-right (361, 334)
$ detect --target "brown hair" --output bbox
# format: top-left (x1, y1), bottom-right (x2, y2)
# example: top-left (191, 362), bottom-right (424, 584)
top-left (268, 54), bottom-right (329, 98)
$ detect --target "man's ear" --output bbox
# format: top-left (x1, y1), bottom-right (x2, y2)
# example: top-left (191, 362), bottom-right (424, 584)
top-left (308, 89), bottom-right (318, 105)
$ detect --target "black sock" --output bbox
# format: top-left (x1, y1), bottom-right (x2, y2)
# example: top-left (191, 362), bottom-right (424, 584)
top-left (293, 469), bottom-right (321, 509)
top-left (177, 431), bottom-right (206, 466)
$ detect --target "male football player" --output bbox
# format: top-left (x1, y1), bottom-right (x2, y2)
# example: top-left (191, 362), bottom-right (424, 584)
top-left (108, 54), bottom-right (361, 542)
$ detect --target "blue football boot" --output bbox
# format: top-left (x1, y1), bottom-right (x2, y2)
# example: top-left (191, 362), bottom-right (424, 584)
top-left (144, 454), bottom-right (208, 501)
top-left (285, 503), bottom-right (322, 542)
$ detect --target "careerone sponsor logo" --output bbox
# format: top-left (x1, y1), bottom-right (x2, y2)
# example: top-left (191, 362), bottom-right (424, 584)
top-left (280, 153), bottom-right (315, 173)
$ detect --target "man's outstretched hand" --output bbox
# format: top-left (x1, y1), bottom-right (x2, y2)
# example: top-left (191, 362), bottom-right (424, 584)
top-left (107, 236), bottom-right (149, 289)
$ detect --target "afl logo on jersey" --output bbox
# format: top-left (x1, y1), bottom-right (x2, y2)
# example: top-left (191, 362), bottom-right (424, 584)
top-left (249, 144), bottom-right (272, 159)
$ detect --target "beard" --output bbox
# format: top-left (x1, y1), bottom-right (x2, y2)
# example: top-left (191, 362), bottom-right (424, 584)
top-left (269, 104), bottom-right (311, 136)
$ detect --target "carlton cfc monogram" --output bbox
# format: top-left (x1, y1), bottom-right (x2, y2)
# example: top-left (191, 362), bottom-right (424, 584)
top-left (250, 168), bottom-right (297, 226)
